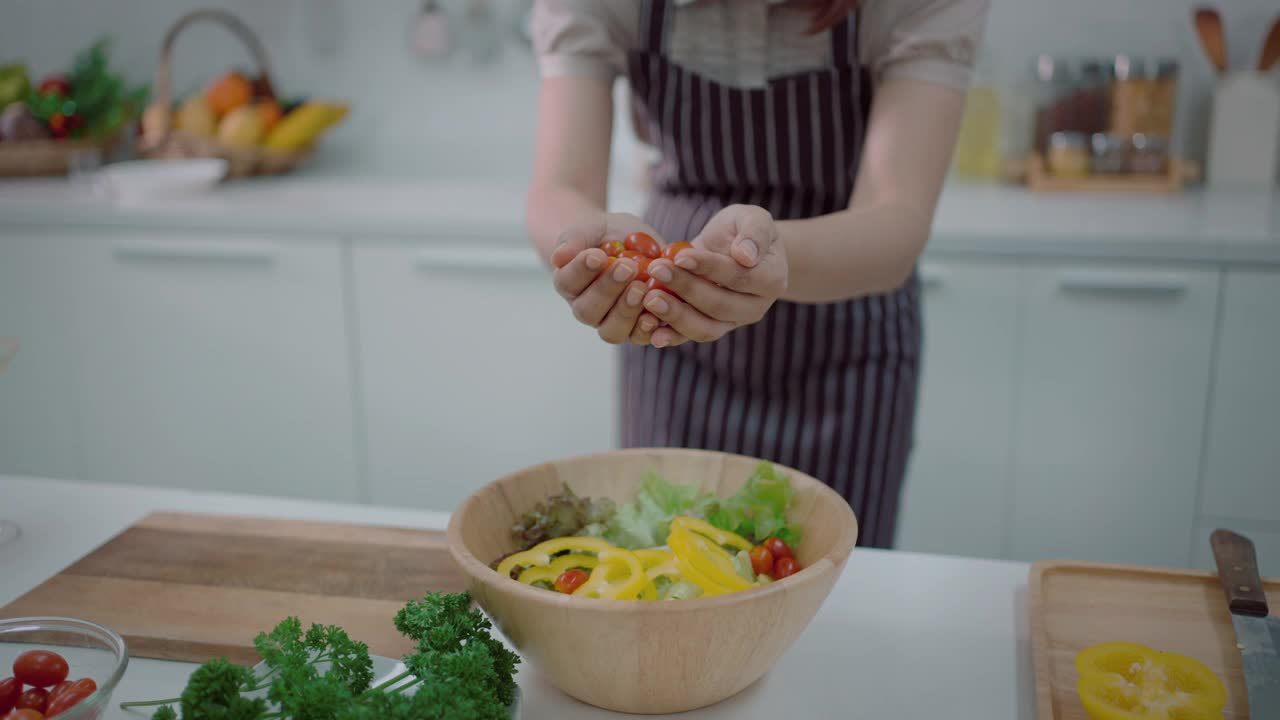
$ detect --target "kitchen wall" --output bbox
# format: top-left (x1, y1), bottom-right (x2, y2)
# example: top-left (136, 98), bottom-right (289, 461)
top-left (1, 0), bottom-right (1277, 179)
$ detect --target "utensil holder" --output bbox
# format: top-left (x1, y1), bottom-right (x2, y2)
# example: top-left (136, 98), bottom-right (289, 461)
top-left (1207, 71), bottom-right (1280, 189)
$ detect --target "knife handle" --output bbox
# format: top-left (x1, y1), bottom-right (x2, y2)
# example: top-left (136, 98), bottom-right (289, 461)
top-left (1210, 529), bottom-right (1270, 617)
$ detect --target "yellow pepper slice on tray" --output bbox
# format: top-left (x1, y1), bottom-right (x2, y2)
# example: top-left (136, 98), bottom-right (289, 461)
top-left (1074, 641), bottom-right (1227, 720)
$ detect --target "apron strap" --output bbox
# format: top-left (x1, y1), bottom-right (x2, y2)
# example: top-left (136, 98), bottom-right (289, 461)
top-left (640, 0), bottom-right (668, 55)
top-left (828, 9), bottom-right (860, 66)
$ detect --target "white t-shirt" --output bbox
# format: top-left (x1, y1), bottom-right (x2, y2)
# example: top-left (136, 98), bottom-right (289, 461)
top-left (532, 0), bottom-right (990, 91)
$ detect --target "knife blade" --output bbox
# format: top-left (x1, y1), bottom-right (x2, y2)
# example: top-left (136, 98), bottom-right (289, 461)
top-left (1211, 529), bottom-right (1280, 719)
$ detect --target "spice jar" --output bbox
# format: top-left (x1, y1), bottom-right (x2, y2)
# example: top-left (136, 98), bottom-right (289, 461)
top-left (1109, 55), bottom-right (1150, 139)
top-left (1128, 133), bottom-right (1168, 174)
top-left (1047, 131), bottom-right (1090, 177)
top-left (1075, 60), bottom-right (1110, 135)
top-left (1146, 59), bottom-right (1179, 139)
top-left (1090, 133), bottom-right (1128, 174)
top-left (1032, 56), bottom-right (1074, 155)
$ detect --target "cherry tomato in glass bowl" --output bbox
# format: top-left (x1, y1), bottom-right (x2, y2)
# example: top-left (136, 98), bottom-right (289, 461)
top-left (624, 232), bottom-right (662, 259)
top-left (15, 689), bottom-right (46, 714)
top-left (0, 677), bottom-right (20, 714)
top-left (554, 568), bottom-right (589, 594)
top-left (749, 545), bottom-right (774, 576)
top-left (13, 651), bottom-right (68, 689)
top-left (5, 708), bottom-right (45, 720)
top-left (763, 537), bottom-right (793, 560)
top-left (662, 241), bottom-right (694, 260)
top-left (774, 556), bottom-right (799, 579)
top-left (45, 679), bottom-right (96, 718)
top-left (599, 240), bottom-right (625, 257)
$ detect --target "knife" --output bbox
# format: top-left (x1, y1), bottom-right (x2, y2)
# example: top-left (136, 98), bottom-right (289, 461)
top-left (1211, 529), bottom-right (1280, 719)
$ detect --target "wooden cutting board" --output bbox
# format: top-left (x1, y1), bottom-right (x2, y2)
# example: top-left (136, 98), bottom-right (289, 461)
top-left (0, 511), bottom-right (466, 665)
top-left (1030, 560), bottom-right (1280, 720)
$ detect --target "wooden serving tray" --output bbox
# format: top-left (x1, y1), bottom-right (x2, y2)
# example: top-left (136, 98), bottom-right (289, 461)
top-left (1030, 560), bottom-right (1280, 719)
top-left (0, 512), bottom-right (465, 665)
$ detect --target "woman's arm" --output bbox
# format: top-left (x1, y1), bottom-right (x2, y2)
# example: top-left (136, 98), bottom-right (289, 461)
top-left (777, 77), bottom-right (965, 303)
top-left (525, 76), bottom-right (613, 264)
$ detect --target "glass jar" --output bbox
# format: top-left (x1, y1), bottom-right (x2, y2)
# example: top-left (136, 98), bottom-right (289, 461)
top-left (1032, 56), bottom-right (1074, 155)
top-left (1128, 133), bottom-right (1169, 174)
top-left (1090, 133), bottom-right (1128, 174)
top-left (1076, 60), bottom-right (1110, 135)
top-left (1048, 131), bottom-right (1090, 177)
top-left (1147, 58), bottom-right (1179, 139)
top-left (1109, 55), bottom-right (1149, 139)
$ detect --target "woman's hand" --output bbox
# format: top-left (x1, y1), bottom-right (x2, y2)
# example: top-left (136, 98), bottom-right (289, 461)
top-left (636, 204), bottom-right (787, 347)
top-left (550, 213), bottom-right (688, 346)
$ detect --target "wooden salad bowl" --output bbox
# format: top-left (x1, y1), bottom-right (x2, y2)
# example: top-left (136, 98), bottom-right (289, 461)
top-left (446, 448), bottom-right (858, 714)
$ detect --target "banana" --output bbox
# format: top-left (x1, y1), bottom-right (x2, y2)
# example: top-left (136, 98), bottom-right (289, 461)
top-left (262, 101), bottom-right (349, 151)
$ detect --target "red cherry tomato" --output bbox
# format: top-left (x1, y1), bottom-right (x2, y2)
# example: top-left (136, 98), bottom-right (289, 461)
top-left (0, 678), bottom-right (20, 714)
top-left (45, 679), bottom-right (95, 718)
top-left (6, 709), bottom-right (45, 720)
top-left (634, 256), bottom-right (652, 282)
top-left (749, 545), bottom-right (774, 576)
top-left (763, 537), bottom-right (793, 560)
top-left (624, 232), bottom-right (662, 259)
top-left (554, 568), bottom-right (589, 594)
top-left (13, 651), bottom-right (69, 689)
top-left (599, 240), bottom-right (625, 257)
top-left (43, 685), bottom-right (69, 707)
top-left (662, 241), bottom-right (693, 260)
top-left (47, 113), bottom-right (69, 139)
top-left (38, 76), bottom-right (70, 96)
top-left (619, 250), bottom-right (645, 260)
top-left (15, 689), bottom-right (47, 714)
top-left (774, 556), bottom-right (799, 579)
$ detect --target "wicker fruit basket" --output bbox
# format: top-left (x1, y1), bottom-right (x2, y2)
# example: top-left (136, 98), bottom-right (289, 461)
top-left (138, 8), bottom-right (341, 177)
top-left (0, 136), bottom-right (119, 177)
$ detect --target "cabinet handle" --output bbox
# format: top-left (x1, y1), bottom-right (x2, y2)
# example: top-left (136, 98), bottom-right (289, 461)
top-left (918, 264), bottom-right (947, 289)
top-left (112, 239), bottom-right (278, 264)
top-left (414, 247), bottom-right (544, 273)
top-left (1057, 271), bottom-right (1188, 295)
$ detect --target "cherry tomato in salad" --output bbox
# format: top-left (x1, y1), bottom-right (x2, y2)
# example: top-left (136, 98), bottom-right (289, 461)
top-left (774, 556), bottom-right (799, 579)
top-left (749, 545), bottom-right (774, 576)
top-left (0, 678), bottom-right (19, 714)
top-left (45, 679), bottom-right (95, 718)
top-left (15, 689), bottom-right (46, 714)
top-left (624, 232), bottom-right (662, 259)
top-left (599, 240), bottom-right (625, 257)
top-left (662, 241), bottom-right (693, 260)
top-left (13, 652), bottom-right (68, 689)
top-left (5, 709), bottom-right (45, 720)
top-left (763, 537), bottom-right (793, 560)
top-left (554, 568), bottom-right (589, 594)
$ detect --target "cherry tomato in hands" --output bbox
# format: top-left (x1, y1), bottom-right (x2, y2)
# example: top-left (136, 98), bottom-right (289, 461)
top-left (634, 256), bottom-right (653, 282)
top-left (6, 709), bottom-right (45, 720)
top-left (774, 556), bottom-right (799, 579)
top-left (749, 545), bottom-right (774, 576)
top-left (599, 240), bottom-right (625, 257)
top-left (13, 651), bottom-right (68, 689)
top-left (624, 232), bottom-right (662, 259)
top-left (45, 679), bottom-right (95, 718)
top-left (763, 537), bottom-right (793, 560)
top-left (0, 678), bottom-right (19, 714)
top-left (15, 689), bottom-right (46, 714)
top-left (662, 241), bottom-right (693, 260)
top-left (554, 568), bottom-right (589, 594)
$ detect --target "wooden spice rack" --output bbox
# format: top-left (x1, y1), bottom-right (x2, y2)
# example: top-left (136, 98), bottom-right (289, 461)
top-left (1022, 154), bottom-right (1200, 194)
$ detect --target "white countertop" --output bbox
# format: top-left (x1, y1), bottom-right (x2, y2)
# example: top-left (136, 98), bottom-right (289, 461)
top-left (1, 475), bottom-right (1034, 720)
top-left (1, 173), bottom-right (1277, 266)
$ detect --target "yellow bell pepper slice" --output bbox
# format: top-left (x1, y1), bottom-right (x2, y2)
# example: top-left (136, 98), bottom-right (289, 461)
top-left (516, 553), bottom-right (599, 587)
top-left (671, 516), bottom-right (753, 552)
top-left (668, 524), bottom-right (753, 592)
top-left (1074, 641), bottom-right (1227, 720)
top-left (573, 547), bottom-right (647, 600)
top-left (634, 548), bottom-right (675, 569)
top-left (670, 552), bottom-right (730, 596)
top-left (496, 537), bottom-right (615, 578)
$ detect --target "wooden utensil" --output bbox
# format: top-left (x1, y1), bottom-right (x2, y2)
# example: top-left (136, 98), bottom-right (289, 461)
top-left (447, 448), bottom-right (859, 715)
top-left (1194, 7), bottom-right (1229, 74)
top-left (0, 512), bottom-right (465, 665)
top-left (1258, 16), bottom-right (1280, 72)
top-left (1029, 559), bottom-right (1280, 720)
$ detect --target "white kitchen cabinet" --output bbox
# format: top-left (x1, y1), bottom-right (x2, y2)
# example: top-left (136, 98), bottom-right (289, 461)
top-left (352, 243), bottom-right (616, 512)
top-left (1198, 271), bottom-right (1280, 525)
top-left (1009, 262), bottom-right (1219, 567)
top-left (0, 231), bottom-right (83, 479)
top-left (65, 231), bottom-right (359, 501)
top-left (896, 259), bottom-right (1020, 559)
top-left (1191, 526), bottom-right (1280, 579)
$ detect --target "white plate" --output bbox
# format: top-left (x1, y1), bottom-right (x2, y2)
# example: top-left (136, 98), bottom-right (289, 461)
top-left (249, 654), bottom-right (521, 718)
top-left (98, 158), bottom-right (228, 204)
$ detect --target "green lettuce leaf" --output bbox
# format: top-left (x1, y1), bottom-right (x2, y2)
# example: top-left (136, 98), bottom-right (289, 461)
top-left (604, 470), bottom-right (704, 549)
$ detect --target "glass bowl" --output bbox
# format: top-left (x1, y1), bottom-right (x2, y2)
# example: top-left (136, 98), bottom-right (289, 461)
top-left (0, 617), bottom-right (129, 720)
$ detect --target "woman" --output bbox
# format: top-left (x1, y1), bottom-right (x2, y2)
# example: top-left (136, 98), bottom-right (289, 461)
top-left (525, 0), bottom-right (988, 547)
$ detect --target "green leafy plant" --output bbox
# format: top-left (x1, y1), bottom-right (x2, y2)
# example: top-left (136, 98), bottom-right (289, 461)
top-left (27, 37), bottom-right (148, 139)
top-left (120, 592), bottom-right (520, 720)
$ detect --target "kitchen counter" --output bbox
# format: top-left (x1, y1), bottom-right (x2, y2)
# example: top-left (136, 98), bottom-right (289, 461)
top-left (1, 174), bottom-right (1278, 265)
top-left (0, 475), bottom-right (1035, 720)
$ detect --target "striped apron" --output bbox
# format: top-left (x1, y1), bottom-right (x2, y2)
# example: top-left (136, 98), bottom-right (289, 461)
top-left (619, 0), bottom-right (922, 548)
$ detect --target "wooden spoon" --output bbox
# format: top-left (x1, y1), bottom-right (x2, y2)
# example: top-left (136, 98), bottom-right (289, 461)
top-left (1258, 16), bottom-right (1280, 71)
top-left (1193, 7), bottom-right (1228, 74)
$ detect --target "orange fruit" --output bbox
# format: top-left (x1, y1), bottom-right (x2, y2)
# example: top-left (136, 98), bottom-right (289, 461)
top-left (254, 100), bottom-right (283, 132)
top-left (205, 72), bottom-right (253, 117)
